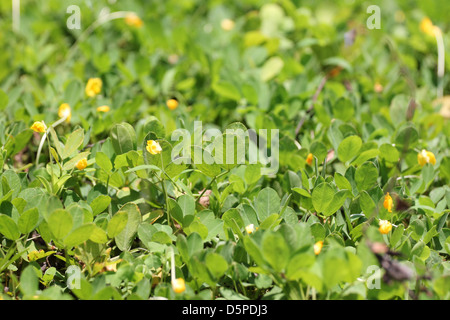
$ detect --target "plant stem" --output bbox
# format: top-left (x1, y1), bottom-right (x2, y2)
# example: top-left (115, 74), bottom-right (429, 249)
top-left (35, 116), bottom-right (68, 167)
top-left (195, 170), bottom-right (229, 204)
top-left (159, 153), bottom-right (171, 227)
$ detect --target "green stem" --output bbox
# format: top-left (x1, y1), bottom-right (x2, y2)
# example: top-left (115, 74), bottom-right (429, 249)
top-left (160, 153), bottom-right (171, 228)
top-left (195, 170), bottom-right (229, 204)
top-left (36, 115), bottom-right (68, 167)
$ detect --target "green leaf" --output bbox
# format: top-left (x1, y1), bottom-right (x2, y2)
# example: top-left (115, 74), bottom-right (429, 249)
top-left (254, 187), bottom-right (280, 221)
top-left (260, 56), bottom-right (284, 82)
top-left (63, 80), bottom-right (82, 106)
top-left (144, 116), bottom-right (166, 139)
top-left (292, 187), bottom-right (311, 198)
top-left (222, 208), bottom-right (245, 232)
top-left (89, 226), bottom-right (108, 244)
top-left (71, 279), bottom-right (93, 300)
top-left (89, 195), bottom-right (111, 216)
top-left (47, 209), bottom-right (73, 240)
top-left (18, 208), bottom-right (39, 234)
top-left (333, 98), bottom-right (354, 122)
top-left (310, 223), bottom-right (326, 242)
top-left (62, 128), bottom-right (84, 159)
top-left (185, 220), bottom-right (209, 240)
top-left (212, 81), bottom-right (241, 101)
top-left (259, 213), bottom-right (281, 230)
top-left (337, 135), bottom-right (362, 163)
top-left (125, 164), bottom-right (161, 174)
top-left (359, 191), bottom-right (376, 218)
top-left (262, 231), bottom-right (290, 272)
top-left (111, 123), bottom-right (137, 155)
top-left (95, 151), bottom-right (113, 173)
top-left (312, 182), bottom-right (335, 214)
top-left (355, 162), bottom-right (378, 192)
top-left (379, 144), bottom-right (399, 163)
top-left (395, 126), bottom-right (418, 148)
top-left (167, 198), bottom-right (185, 227)
top-left (323, 190), bottom-right (350, 217)
top-left (107, 211), bottom-right (128, 238)
top-left (351, 149), bottom-right (380, 167)
top-left (205, 253), bottom-right (228, 279)
top-left (243, 236), bottom-right (266, 267)
top-left (0, 89), bottom-right (9, 111)
top-left (192, 146), bottom-right (222, 178)
top-left (390, 224), bottom-right (404, 248)
top-left (310, 141), bottom-right (328, 164)
top-left (151, 231), bottom-right (173, 245)
top-left (19, 265), bottom-right (39, 297)
top-left (423, 225), bottom-right (438, 244)
top-left (0, 214), bottom-right (21, 240)
top-left (64, 224), bottom-right (95, 248)
top-left (286, 255), bottom-right (316, 281)
top-left (245, 164), bottom-right (262, 185)
top-left (334, 172), bottom-right (352, 191)
top-left (114, 203), bottom-right (141, 251)
top-left (177, 194), bottom-right (195, 217)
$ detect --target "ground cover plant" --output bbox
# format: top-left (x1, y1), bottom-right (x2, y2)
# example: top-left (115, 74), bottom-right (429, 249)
top-left (0, 0), bottom-right (449, 301)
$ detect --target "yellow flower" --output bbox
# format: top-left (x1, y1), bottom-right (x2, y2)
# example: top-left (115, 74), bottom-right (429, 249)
top-left (146, 140), bottom-right (162, 155)
top-left (383, 192), bottom-right (393, 213)
top-left (166, 99), bottom-right (179, 111)
top-left (379, 220), bottom-right (392, 235)
top-left (97, 105), bottom-right (110, 113)
top-left (172, 278), bottom-right (185, 294)
top-left (417, 149), bottom-right (436, 166)
top-left (30, 121), bottom-right (47, 133)
top-left (221, 19), bottom-right (235, 31)
top-left (420, 17), bottom-right (440, 37)
top-left (245, 224), bottom-right (256, 234)
top-left (58, 103), bottom-right (72, 123)
top-left (85, 78), bottom-right (102, 97)
top-left (76, 158), bottom-right (88, 170)
top-left (125, 14), bottom-right (143, 28)
top-left (314, 241), bottom-right (323, 255)
top-left (306, 153), bottom-right (314, 166)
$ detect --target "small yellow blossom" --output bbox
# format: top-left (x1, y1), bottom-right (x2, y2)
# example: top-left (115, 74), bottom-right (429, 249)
top-left (85, 78), bottom-right (103, 97)
top-left (306, 153), bottom-right (314, 166)
top-left (166, 99), bottom-right (179, 111)
top-left (97, 105), bottom-right (110, 113)
top-left (417, 149), bottom-right (436, 167)
top-left (30, 121), bottom-right (46, 133)
top-left (314, 241), bottom-right (323, 255)
top-left (172, 278), bottom-right (186, 293)
top-left (383, 192), bottom-right (393, 213)
top-left (125, 14), bottom-right (143, 28)
top-left (221, 19), bottom-right (235, 31)
top-left (58, 103), bottom-right (72, 123)
top-left (76, 158), bottom-right (88, 170)
top-left (420, 17), bottom-right (440, 37)
top-left (379, 220), bottom-right (392, 235)
top-left (245, 224), bottom-right (256, 234)
top-left (146, 140), bottom-right (162, 155)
